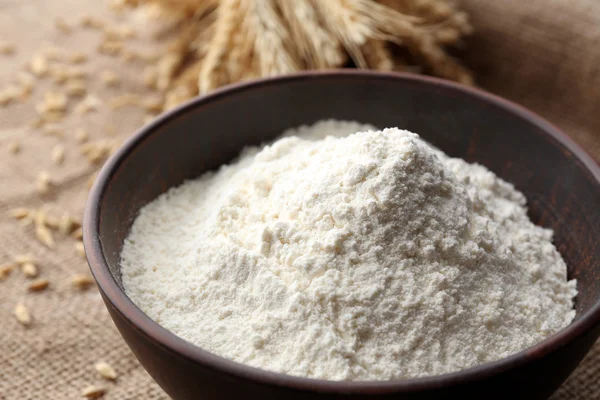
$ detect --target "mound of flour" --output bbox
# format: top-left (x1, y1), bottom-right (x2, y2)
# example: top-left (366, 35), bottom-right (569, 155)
top-left (121, 120), bottom-right (576, 380)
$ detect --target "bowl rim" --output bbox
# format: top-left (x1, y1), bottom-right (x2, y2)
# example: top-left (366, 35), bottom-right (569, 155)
top-left (84, 70), bottom-right (600, 394)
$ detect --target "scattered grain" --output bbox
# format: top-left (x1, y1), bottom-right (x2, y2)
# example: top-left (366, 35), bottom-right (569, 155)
top-left (49, 66), bottom-right (69, 84)
top-left (22, 262), bottom-right (38, 278)
top-left (97, 40), bottom-right (123, 56)
top-left (14, 254), bottom-right (36, 265)
top-left (43, 91), bottom-right (68, 112)
top-left (15, 303), bottom-right (32, 326)
top-left (71, 274), bottom-right (95, 290)
top-left (80, 15), bottom-right (105, 29)
top-left (8, 140), bottom-right (21, 154)
top-left (143, 98), bottom-right (163, 113)
top-left (69, 52), bottom-right (88, 64)
top-left (36, 171), bottom-right (52, 194)
top-left (30, 117), bottom-right (44, 129)
top-left (42, 125), bottom-right (65, 138)
top-left (41, 110), bottom-right (66, 123)
top-left (101, 70), bottom-right (120, 87)
top-left (105, 25), bottom-right (136, 40)
top-left (33, 208), bottom-right (47, 227)
top-left (121, 50), bottom-right (137, 63)
top-left (45, 214), bottom-right (60, 229)
top-left (0, 90), bottom-right (13, 106)
top-left (82, 385), bottom-right (106, 399)
top-left (55, 18), bottom-right (72, 34)
top-left (86, 173), bottom-right (97, 189)
top-left (74, 128), bottom-right (89, 143)
top-left (58, 214), bottom-right (74, 235)
top-left (0, 42), bottom-right (15, 55)
top-left (66, 66), bottom-right (87, 79)
top-left (0, 264), bottom-right (14, 280)
top-left (95, 361), bottom-right (118, 381)
top-left (28, 278), bottom-right (49, 292)
top-left (66, 80), bottom-right (87, 97)
top-left (121, 25), bottom-right (136, 39)
top-left (143, 114), bottom-right (155, 125)
top-left (75, 241), bottom-right (86, 258)
top-left (109, 93), bottom-right (140, 109)
top-left (9, 208), bottom-right (30, 220)
top-left (36, 225), bottom-right (55, 248)
top-left (71, 227), bottom-right (84, 240)
top-left (74, 95), bottom-right (101, 114)
top-left (52, 144), bottom-right (65, 165)
top-left (30, 54), bottom-right (49, 76)
top-left (0, 85), bottom-right (21, 106)
top-left (17, 72), bottom-right (35, 90)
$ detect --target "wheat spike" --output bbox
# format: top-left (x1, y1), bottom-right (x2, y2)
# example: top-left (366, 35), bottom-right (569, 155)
top-left (198, 0), bottom-right (239, 93)
top-left (133, 0), bottom-right (473, 97)
top-left (278, 0), bottom-right (345, 69)
top-left (361, 39), bottom-right (394, 71)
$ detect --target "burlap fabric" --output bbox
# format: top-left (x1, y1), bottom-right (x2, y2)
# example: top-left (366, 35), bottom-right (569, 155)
top-left (0, 0), bottom-right (598, 399)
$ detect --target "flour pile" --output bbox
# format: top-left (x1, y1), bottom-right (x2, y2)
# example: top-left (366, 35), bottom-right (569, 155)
top-left (121, 120), bottom-right (576, 380)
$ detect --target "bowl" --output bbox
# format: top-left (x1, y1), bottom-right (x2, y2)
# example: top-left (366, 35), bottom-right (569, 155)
top-left (84, 71), bottom-right (600, 400)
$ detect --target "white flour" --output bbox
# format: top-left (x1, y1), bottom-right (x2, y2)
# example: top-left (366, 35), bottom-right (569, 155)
top-left (121, 120), bottom-right (576, 380)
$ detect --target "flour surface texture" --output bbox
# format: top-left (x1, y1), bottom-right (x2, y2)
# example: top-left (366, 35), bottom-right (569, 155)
top-left (121, 120), bottom-right (576, 380)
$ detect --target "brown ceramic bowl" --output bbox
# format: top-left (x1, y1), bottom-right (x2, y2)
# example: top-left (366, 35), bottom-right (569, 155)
top-left (84, 71), bottom-right (600, 400)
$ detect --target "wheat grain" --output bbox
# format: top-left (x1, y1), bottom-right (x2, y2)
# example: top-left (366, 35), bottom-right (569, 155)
top-left (66, 80), bottom-right (87, 97)
top-left (101, 70), bottom-right (120, 87)
top-left (28, 278), bottom-right (49, 292)
top-left (17, 71), bottom-right (35, 90)
top-left (42, 124), bottom-right (65, 138)
top-left (36, 171), bottom-right (52, 194)
top-left (74, 95), bottom-right (101, 114)
top-left (142, 97), bottom-right (164, 113)
top-left (98, 40), bottom-right (123, 56)
top-left (15, 303), bottom-right (32, 326)
top-left (0, 264), bottom-right (14, 280)
top-left (72, 226), bottom-right (84, 240)
top-left (0, 42), bottom-right (15, 55)
top-left (45, 214), bottom-right (60, 229)
top-left (43, 91), bottom-right (68, 112)
top-left (58, 214), bottom-right (75, 235)
top-left (72, 274), bottom-right (95, 289)
top-left (86, 172), bottom-right (98, 189)
top-left (22, 262), bottom-right (38, 278)
top-left (69, 51), bottom-right (88, 63)
top-left (52, 144), bottom-right (65, 165)
top-left (30, 54), bottom-right (49, 76)
top-left (8, 140), bottom-right (21, 154)
top-left (14, 254), bottom-right (36, 265)
top-left (95, 361), bottom-right (118, 381)
top-left (75, 128), bottom-right (89, 143)
top-left (75, 241), bottom-right (86, 258)
top-left (109, 93), bottom-right (140, 109)
top-left (9, 208), bottom-right (30, 219)
top-left (36, 225), bottom-right (55, 248)
top-left (49, 66), bottom-right (69, 85)
top-left (80, 15), bottom-right (105, 29)
top-left (55, 18), bottom-right (72, 34)
top-left (82, 385), bottom-right (106, 399)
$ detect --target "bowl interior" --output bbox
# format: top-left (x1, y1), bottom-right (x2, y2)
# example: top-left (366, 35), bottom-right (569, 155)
top-left (96, 72), bottom-right (600, 322)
